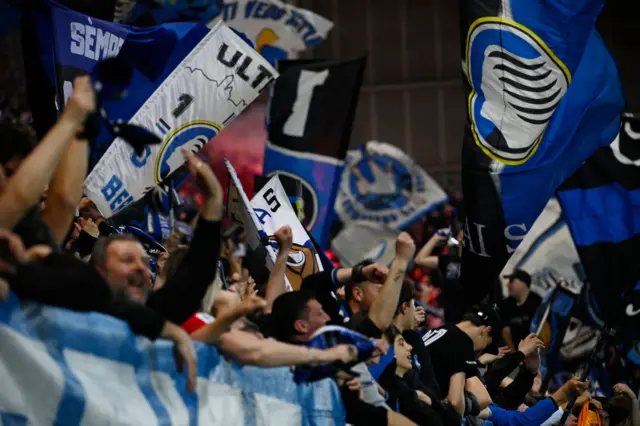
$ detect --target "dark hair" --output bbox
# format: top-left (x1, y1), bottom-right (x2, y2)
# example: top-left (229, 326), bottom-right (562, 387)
top-left (383, 323), bottom-right (401, 345)
top-left (394, 280), bottom-right (416, 317)
top-left (90, 233), bottom-right (140, 269)
top-left (608, 394), bottom-right (632, 425)
top-left (0, 119), bottom-right (37, 168)
top-left (269, 290), bottom-right (316, 341)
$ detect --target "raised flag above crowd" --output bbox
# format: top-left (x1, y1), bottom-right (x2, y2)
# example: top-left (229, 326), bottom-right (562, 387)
top-left (459, 0), bottom-right (625, 309)
top-left (557, 113), bottom-right (640, 339)
top-left (264, 57), bottom-right (366, 246)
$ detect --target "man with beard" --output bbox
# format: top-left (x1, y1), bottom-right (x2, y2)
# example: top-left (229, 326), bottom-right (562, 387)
top-left (90, 148), bottom-right (223, 327)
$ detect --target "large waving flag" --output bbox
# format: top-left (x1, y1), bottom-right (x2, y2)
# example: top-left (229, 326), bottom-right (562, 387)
top-left (335, 141), bottom-right (448, 229)
top-left (264, 57), bottom-right (366, 246)
top-left (459, 0), bottom-right (625, 308)
top-left (557, 113), bottom-right (640, 338)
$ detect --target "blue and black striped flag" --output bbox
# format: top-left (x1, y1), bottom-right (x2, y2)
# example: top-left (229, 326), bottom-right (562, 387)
top-left (557, 113), bottom-right (640, 338)
top-left (459, 0), bottom-right (625, 308)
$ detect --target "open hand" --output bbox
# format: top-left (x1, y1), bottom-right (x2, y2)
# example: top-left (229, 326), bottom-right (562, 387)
top-left (183, 148), bottom-right (222, 204)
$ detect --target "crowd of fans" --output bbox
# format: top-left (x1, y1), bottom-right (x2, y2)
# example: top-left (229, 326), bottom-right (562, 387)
top-left (1, 75), bottom-right (639, 426)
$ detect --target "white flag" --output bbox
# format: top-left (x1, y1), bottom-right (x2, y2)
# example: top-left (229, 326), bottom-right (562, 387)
top-left (251, 175), bottom-right (324, 291)
top-left (84, 22), bottom-right (278, 217)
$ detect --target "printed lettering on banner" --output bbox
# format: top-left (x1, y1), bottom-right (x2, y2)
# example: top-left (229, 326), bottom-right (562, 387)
top-left (84, 22), bottom-right (278, 217)
top-left (212, 0), bottom-right (333, 60)
top-left (251, 175), bottom-right (323, 291)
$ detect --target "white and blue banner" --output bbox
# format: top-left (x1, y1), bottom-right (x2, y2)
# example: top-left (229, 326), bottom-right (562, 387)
top-left (334, 141), bottom-right (448, 230)
top-left (0, 292), bottom-right (345, 425)
top-left (211, 0), bottom-right (333, 65)
top-left (32, 0), bottom-right (277, 218)
top-left (251, 175), bottom-right (325, 291)
top-left (82, 19), bottom-right (277, 217)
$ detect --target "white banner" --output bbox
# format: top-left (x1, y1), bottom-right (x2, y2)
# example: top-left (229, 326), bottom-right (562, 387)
top-left (84, 22), bottom-right (277, 217)
top-left (251, 175), bottom-right (324, 291)
top-left (331, 222), bottom-right (398, 267)
top-left (0, 293), bottom-right (345, 426)
top-left (500, 198), bottom-right (583, 298)
top-left (334, 141), bottom-right (448, 230)
top-left (212, 0), bottom-right (333, 58)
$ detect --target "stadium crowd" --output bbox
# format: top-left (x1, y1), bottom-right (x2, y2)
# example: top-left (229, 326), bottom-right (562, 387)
top-left (0, 73), bottom-right (639, 426)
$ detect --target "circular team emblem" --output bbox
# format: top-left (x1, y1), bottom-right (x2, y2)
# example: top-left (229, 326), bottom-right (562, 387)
top-left (611, 115), bottom-right (640, 167)
top-left (466, 18), bottom-right (571, 165)
top-left (154, 121), bottom-right (221, 183)
top-left (266, 170), bottom-right (319, 230)
top-left (335, 141), bottom-right (439, 227)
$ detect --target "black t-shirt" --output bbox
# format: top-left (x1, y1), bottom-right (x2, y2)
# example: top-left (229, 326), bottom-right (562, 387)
top-left (421, 325), bottom-right (478, 397)
top-left (499, 292), bottom-right (542, 346)
top-left (437, 255), bottom-right (464, 323)
top-left (402, 329), bottom-right (442, 400)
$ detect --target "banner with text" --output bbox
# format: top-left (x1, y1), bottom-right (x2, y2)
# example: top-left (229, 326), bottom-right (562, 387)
top-left (251, 175), bottom-right (325, 291)
top-left (0, 293), bottom-right (345, 426)
top-left (84, 21), bottom-right (277, 217)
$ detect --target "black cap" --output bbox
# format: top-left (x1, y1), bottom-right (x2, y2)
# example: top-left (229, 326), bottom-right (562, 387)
top-left (467, 303), bottom-right (503, 337)
top-left (503, 269), bottom-right (532, 287)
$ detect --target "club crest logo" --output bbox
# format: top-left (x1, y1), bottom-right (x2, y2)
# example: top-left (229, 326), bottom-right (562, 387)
top-left (466, 18), bottom-right (571, 165)
top-left (335, 142), bottom-right (438, 228)
top-left (154, 121), bottom-right (221, 184)
top-left (268, 237), bottom-right (319, 291)
top-left (611, 114), bottom-right (640, 167)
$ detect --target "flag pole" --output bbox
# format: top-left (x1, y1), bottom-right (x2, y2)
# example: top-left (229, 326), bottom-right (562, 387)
top-left (558, 326), bottom-right (615, 424)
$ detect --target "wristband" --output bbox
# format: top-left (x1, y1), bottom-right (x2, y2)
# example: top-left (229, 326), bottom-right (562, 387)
top-left (351, 260), bottom-right (374, 283)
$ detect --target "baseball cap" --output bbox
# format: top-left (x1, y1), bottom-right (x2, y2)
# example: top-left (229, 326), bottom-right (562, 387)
top-left (503, 269), bottom-right (532, 287)
top-left (467, 303), bottom-right (503, 338)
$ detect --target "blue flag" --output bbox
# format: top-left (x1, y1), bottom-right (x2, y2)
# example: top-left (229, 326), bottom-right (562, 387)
top-left (557, 114), bottom-right (640, 338)
top-left (459, 0), bottom-right (625, 308)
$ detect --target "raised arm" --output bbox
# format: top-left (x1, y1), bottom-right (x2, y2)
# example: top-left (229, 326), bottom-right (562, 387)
top-left (0, 76), bottom-right (95, 229)
top-left (368, 232), bottom-right (415, 331)
top-left (413, 232), bottom-right (446, 269)
top-left (41, 137), bottom-right (88, 244)
top-left (264, 225), bottom-right (292, 312)
top-left (218, 329), bottom-right (358, 367)
top-left (146, 148), bottom-right (223, 324)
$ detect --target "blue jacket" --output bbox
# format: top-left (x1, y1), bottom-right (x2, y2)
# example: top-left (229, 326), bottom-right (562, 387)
top-left (486, 398), bottom-right (559, 426)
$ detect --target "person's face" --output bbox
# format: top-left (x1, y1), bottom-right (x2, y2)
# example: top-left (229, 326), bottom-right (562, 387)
top-left (400, 300), bottom-right (417, 330)
top-left (353, 282), bottom-right (383, 310)
top-left (474, 326), bottom-right (493, 351)
top-left (394, 335), bottom-right (413, 371)
top-left (101, 240), bottom-right (152, 303)
top-left (300, 299), bottom-right (330, 337)
top-left (507, 278), bottom-right (529, 298)
top-left (599, 409), bottom-right (610, 426)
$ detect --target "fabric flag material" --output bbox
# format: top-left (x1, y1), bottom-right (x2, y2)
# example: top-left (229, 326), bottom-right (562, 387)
top-left (459, 0), bottom-right (625, 308)
top-left (82, 20), bottom-right (277, 217)
top-left (331, 222), bottom-right (398, 268)
top-left (251, 175), bottom-right (326, 291)
top-left (225, 159), bottom-right (278, 275)
top-left (530, 284), bottom-right (581, 392)
top-left (114, 0), bottom-right (223, 26)
top-left (264, 57), bottom-right (366, 246)
top-left (500, 198), bottom-right (583, 298)
top-left (212, 0), bottom-right (333, 65)
top-left (557, 113), bottom-right (640, 338)
top-left (335, 141), bottom-right (448, 229)
top-left (0, 292), bottom-right (346, 426)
